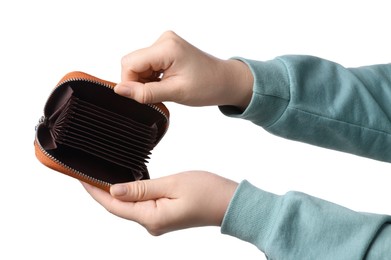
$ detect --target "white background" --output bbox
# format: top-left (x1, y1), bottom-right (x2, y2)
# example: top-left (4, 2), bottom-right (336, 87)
top-left (1, 1), bottom-right (390, 259)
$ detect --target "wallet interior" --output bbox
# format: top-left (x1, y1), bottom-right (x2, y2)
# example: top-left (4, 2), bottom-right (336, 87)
top-left (36, 80), bottom-right (168, 184)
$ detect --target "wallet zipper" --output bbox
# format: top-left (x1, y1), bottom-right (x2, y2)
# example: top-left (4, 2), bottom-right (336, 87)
top-left (35, 135), bottom-right (111, 188)
top-left (36, 75), bottom-right (169, 188)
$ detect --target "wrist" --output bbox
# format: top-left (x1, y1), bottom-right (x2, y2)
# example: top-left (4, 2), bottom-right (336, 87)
top-left (211, 176), bottom-right (239, 227)
top-left (221, 59), bottom-right (254, 111)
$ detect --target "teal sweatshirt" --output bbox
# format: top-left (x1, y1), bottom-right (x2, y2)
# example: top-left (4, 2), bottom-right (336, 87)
top-left (220, 56), bottom-right (391, 259)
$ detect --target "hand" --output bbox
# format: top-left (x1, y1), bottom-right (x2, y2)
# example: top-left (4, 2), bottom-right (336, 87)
top-left (81, 171), bottom-right (238, 236)
top-left (116, 31), bottom-right (253, 110)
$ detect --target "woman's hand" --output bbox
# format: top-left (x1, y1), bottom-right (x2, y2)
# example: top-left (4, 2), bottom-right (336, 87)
top-left (81, 171), bottom-right (238, 236)
top-left (116, 31), bottom-right (253, 111)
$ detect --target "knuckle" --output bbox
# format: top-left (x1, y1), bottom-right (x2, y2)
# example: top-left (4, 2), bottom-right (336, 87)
top-left (145, 221), bottom-right (165, 236)
top-left (160, 31), bottom-right (182, 52)
top-left (148, 229), bottom-right (163, 236)
top-left (161, 30), bottom-right (177, 39)
top-left (143, 86), bottom-right (154, 104)
top-left (132, 181), bottom-right (148, 200)
top-left (165, 38), bottom-right (181, 52)
top-left (120, 54), bottom-right (130, 68)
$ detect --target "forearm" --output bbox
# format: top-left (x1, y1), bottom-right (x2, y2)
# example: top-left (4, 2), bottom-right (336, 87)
top-left (220, 56), bottom-right (391, 162)
top-left (221, 180), bottom-right (391, 259)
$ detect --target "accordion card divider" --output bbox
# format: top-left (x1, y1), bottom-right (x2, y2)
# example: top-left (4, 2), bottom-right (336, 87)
top-left (34, 71), bottom-right (169, 191)
top-left (53, 94), bottom-right (156, 169)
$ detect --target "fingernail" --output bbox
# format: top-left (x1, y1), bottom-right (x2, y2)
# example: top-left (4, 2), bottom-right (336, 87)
top-left (110, 184), bottom-right (127, 196)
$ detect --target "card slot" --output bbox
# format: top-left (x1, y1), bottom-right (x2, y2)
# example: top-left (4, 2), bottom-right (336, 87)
top-left (59, 126), bottom-right (150, 162)
top-left (57, 134), bottom-right (140, 166)
top-left (74, 97), bottom-right (152, 133)
top-left (65, 120), bottom-right (152, 155)
top-left (56, 136), bottom-right (146, 171)
top-left (75, 97), bottom-right (149, 129)
top-left (57, 140), bottom-right (144, 171)
top-left (66, 128), bottom-right (150, 161)
top-left (71, 111), bottom-right (155, 144)
top-left (69, 116), bottom-right (154, 150)
top-left (58, 134), bottom-right (147, 169)
top-left (72, 108), bottom-right (155, 141)
top-left (72, 102), bottom-right (154, 139)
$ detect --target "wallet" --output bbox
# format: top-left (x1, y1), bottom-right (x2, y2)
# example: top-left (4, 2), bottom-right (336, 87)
top-left (34, 71), bottom-right (169, 191)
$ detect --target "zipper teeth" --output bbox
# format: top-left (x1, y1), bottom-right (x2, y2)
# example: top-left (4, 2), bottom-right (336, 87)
top-left (37, 76), bottom-right (169, 187)
top-left (146, 103), bottom-right (170, 139)
top-left (147, 103), bottom-right (169, 122)
top-left (39, 77), bottom-right (113, 187)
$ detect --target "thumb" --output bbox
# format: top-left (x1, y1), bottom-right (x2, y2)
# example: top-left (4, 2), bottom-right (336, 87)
top-left (114, 80), bottom-right (174, 104)
top-left (110, 179), bottom-right (169, 202)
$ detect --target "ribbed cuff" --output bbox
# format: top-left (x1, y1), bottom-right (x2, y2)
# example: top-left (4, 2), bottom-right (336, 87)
top-left (219, 57), bottom-right (290, 127)
top-left (221, 180), bottom-right (283, 252)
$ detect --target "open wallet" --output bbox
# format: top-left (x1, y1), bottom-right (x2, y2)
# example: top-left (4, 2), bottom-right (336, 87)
top-left (34, 71), bottom-right (169, 192)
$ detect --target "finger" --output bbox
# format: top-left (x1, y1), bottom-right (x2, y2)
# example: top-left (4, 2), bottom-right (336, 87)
top-left (120, 30), bottom-right (180, 82)
top-left (153, 30), bottom-right (180, 45)
top-left (81, 182), bottom-right (153, 222)
top-left (114, 77), bottom-right (180, 104)
top-left (80, 181), bottom-right (116, 206)
top-left (121, 45), bottom-right (172, 83)
top-left (110, 178), bottom-right (173, 202)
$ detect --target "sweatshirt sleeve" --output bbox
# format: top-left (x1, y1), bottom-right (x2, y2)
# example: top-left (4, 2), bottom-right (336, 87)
top-left (220, 56), bottom-right (391, 163)
top-left (219, 56), bottom-right (391, 258)
top-left (221, 180), bottom-right (391, 260)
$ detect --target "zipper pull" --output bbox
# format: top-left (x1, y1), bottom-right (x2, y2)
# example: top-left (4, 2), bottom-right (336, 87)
top-left (35, 116), bottom-right (47, 130)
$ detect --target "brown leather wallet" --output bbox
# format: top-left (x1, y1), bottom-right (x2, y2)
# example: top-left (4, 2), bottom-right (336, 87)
top-left (34, 71), bottom-right (169, 191)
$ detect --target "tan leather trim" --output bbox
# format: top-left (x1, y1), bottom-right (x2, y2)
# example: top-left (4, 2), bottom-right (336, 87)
top-left (56, 71), bottom-right (116, 89)
top-left (34, 141), bottom-right (110, 192)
